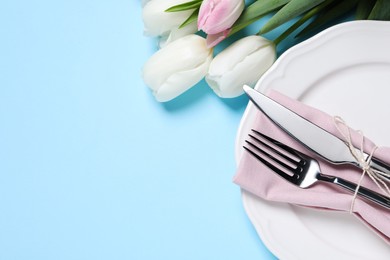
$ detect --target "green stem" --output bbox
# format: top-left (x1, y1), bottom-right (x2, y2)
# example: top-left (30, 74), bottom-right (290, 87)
top-left (271, 13), bottom-right (311, 45)
top-left (271, 0), bottom-right (335, 46)
top-left (229, 0), bottom-right (290, 36)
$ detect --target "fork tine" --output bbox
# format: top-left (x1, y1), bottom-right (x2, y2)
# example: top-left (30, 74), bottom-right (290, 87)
top-left (248, 132), bottom-right (297, 166)
top-left (244, 139), bottom-right (296, 172)
top-left (251, 129), bottom-right (303, 159)
top-left (244, 140), bottom-right (297, 182)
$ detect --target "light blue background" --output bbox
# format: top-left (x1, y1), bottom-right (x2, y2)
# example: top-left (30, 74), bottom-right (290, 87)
top-left (0, 1), bottom-right (311, 259)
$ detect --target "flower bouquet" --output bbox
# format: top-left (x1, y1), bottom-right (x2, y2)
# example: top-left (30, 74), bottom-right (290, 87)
top-left (142, 0), bottom-right (390, 102)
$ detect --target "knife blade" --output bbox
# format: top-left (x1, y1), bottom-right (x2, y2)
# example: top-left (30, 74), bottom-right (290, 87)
top-left (243, 85), bottom-right (390, 176)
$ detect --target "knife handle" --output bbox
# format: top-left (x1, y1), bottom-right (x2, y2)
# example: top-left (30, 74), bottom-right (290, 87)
top-left (370, 158), bottom-right (390, 180)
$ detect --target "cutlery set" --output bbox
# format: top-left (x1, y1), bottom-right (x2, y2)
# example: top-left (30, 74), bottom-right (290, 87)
top-left (243, 86), bottom-right (390, 210)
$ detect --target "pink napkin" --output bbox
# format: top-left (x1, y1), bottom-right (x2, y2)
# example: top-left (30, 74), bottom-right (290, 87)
top-left (234, 89), bottom-right (390, 244)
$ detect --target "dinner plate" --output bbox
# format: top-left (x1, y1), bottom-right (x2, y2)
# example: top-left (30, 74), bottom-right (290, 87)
top-left (235, 21), bottom-right (390, 259)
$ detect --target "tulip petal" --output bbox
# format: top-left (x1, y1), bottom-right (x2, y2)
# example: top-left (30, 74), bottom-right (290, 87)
top-left (159, 22), bottom-right (197, 48)
top-left (209, 47), bottom-right (275, 97)
top-left (197, 0), bottom-right (214, 30)
top-left (205, 28), bottom-right (230, 48)
top-left (198, 0), bottom-right (244, 34)
top-left (153, 54), bottom-right (213, 101)
top-left (206, 35), bottom-right (276, 98)
top-left (143, 35), bottom-right (213, 102)
top-left (143, 0), bottom-right (194, 36)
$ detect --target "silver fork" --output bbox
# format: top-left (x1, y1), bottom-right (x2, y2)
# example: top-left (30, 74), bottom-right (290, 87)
top-left (244, 129), bottom-right (390, 210)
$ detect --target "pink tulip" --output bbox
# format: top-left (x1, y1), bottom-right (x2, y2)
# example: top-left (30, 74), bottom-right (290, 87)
top-left (198, 0), bottom-right (245, 35)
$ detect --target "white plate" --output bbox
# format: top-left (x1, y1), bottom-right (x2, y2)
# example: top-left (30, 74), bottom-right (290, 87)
top-left (235, 21), bottom-right (390, 259)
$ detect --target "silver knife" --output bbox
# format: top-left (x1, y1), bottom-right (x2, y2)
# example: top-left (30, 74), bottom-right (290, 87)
top-left (243, 85), bottom-right (390, 176)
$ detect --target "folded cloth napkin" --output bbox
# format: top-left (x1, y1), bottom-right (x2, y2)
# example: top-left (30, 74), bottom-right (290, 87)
top-left (234, 89), bottom-right (390, 244)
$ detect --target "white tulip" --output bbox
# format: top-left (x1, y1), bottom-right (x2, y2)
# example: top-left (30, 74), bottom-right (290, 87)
top-left (142, 34), bottom-right (213, 102)
top-left (142, 0), bottom-right (197, 37)
top-left (158, 22), bottom-right (197, 48)
top-left (141, 0), bottom-right (150, 7)
top-left (206, 35), bottom-right (276, 98)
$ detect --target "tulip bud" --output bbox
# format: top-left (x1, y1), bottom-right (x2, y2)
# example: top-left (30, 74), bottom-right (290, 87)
top-left (142, 0), bottom-right (197, 37)
top-left (198, 0), bottom-right (245, 35)
top-left (158, 22), bottom-right (197, 48)
top-left (143, 35), bottom-right (213, 102)
top-left (141, 0), bottom-right (150, 7)
top-left (206, 35), bottom-right (276, 98)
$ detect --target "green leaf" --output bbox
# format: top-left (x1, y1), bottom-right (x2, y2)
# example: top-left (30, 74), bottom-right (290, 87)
top-left (260, 0), bottom-right (326, 34)
top-left (368, 0), bottom-right (390, 20)
top-left (179, 8), bottom-right (199, 28)
top-left (230, 0), bottom-right (290, 35)
top-left (273, 0), bottom-right (335, 45)
top-left (165, 0), bottom-right (202, 12)
top-left (355, 0), bottom-right (375, 19)
top-left (297, 0), bottom-right (359, 38)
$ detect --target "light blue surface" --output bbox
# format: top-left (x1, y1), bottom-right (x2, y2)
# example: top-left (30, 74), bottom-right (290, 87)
top-left (0, 1), bottom-right (304, 259)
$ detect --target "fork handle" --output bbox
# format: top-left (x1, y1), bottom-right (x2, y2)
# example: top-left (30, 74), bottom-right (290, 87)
top-left (318, 175), bottom-right (390, 209)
